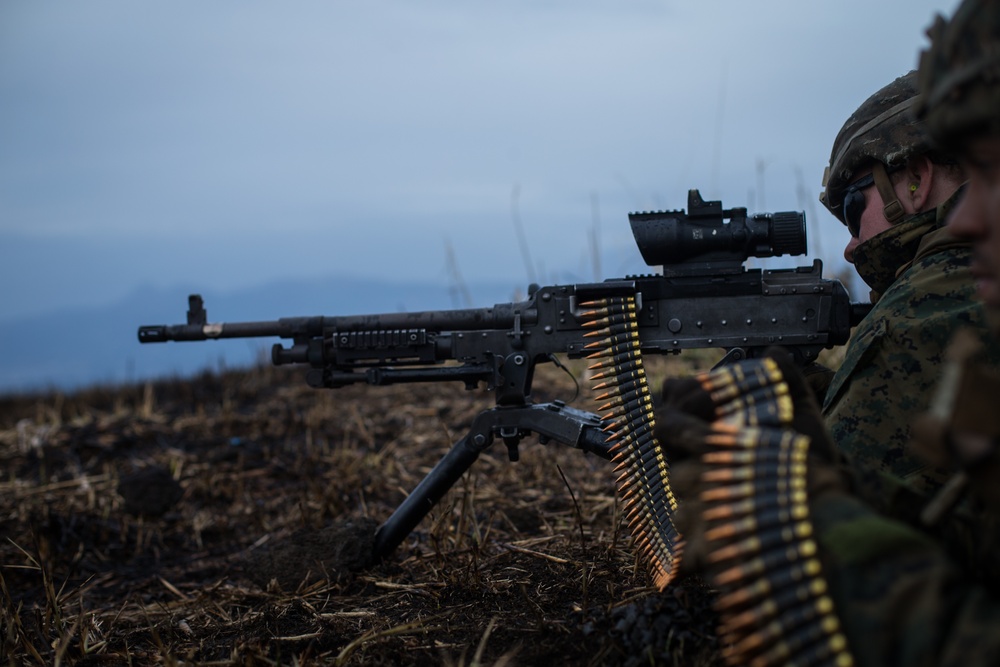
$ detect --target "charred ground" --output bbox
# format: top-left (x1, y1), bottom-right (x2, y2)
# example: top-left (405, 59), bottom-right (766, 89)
top-left (0, 359), bottom-right (723, 666)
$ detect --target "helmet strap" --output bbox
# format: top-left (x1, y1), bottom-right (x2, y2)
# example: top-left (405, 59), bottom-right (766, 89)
top-left (873, 162), bottom-right (905, 224)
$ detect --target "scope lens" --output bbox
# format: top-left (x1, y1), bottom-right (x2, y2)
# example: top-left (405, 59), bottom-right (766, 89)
top-left (769, 211), bottom-right (807, 256)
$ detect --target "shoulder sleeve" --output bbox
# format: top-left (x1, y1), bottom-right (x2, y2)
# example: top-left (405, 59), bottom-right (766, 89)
top-left (812, 492), bottom-right (1000, 667)
top-left (823, 250), bottom-right (993, 496)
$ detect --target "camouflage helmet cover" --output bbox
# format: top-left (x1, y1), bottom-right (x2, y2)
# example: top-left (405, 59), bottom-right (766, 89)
top-left (916, 0), bottom-right (1000, 150)
top-left (820, 71), bottom-right (930, 223)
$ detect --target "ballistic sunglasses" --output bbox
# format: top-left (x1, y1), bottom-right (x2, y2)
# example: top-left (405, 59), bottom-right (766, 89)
top-left (843, 172), bottom-right (875, 238)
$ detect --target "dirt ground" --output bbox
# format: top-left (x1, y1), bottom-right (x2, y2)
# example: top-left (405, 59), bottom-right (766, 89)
top-left (0, 359), bottom-right (724, 666)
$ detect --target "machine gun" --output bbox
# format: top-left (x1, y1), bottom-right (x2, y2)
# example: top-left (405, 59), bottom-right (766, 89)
top-left (138, 190), bottom-right (870, 565)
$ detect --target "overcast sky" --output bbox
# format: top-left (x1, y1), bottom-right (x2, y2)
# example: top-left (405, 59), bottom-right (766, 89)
top-left (0, 0), bottom-right (961, 323)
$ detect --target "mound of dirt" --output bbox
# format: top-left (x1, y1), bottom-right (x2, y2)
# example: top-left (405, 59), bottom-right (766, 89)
top-left (240, 517), bottom-right (379, 590)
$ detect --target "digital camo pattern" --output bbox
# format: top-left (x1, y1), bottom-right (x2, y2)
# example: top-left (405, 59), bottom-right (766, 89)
top-left (823, 194), bottom-right (1000, 502)
top-left (814, 3), bottom-right (1000, 663)
top-left (682, 353), bottom-right (1000, 667)
top-left (819, 71), bottom-right (928, 224)
top-left (825, 187), bottom-right (1000, 597)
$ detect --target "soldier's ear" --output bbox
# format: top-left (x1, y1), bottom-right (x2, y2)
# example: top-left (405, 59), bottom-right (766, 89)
top-left (906, 155), bottom-right (936, 212)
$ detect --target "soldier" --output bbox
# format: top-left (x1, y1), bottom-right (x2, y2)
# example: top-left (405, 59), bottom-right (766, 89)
top-left (914, 0), bottom-right (1000, 516)
top-left (648, 2), bottom-right (1000, 664)
top-left (818, 71), bottom-right (998, 507)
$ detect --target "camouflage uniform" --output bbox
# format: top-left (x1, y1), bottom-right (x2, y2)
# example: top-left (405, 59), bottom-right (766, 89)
top-left (811, 1), bottom-right (1000, 663)
top-left (810, 491), bottom-right (1000, 666)
top-left (821, 189), bottom-right (1000, 590)
top-left (650, 4), bottom-right (1000, 664)
top-left (817, 71), bottom-right (995, 505)
top-left (823, 195), bottom-right (1000, 501)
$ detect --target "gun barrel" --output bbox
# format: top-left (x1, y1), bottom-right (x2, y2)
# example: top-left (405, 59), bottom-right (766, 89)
top-left (137, 318), bottom-right (323, 343)
top-left (137, 296), bottom-right (528, 345)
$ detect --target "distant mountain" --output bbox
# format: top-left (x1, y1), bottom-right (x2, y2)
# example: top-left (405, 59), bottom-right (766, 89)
top-left (0, 276), bottom-right (522, 396)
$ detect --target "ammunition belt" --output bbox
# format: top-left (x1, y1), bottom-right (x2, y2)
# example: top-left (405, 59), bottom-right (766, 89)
top-left (582, 295), bottom-right (682, 590)
top-left (583, 301), bottom-right (853, 666)
top-left (696, 360), bottom-right (854, 667)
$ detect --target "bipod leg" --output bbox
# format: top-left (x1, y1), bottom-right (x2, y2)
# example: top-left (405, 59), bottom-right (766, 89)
top-left (371, 402), bottom-right (613, 560)
top-left (372, 432), bottom-right (486, 560)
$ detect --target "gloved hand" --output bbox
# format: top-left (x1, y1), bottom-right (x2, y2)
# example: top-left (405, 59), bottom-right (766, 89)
top-left (651, 398), bottom-right (715, 574)
top-left (801, 361), bottom-right (836, 404)
top-left (649, 401), bottom-right (716, 574)
top-left (767, 349), bottom-right (852, 498)
top-left (653, 348), bottom-right (853, 574)
top-left (656, 349), bottom-right (841, 467)
top-left (653, 399), bottom-right (714, 463)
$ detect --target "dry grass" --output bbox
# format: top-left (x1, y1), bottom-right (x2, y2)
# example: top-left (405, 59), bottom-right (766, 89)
top-left (0, 355), bottom-right (725, 666)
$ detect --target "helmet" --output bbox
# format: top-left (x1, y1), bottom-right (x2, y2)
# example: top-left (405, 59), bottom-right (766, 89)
top-left (820, 71), bottom-right (931, 223)
top-left (916, 0), bottom-right (1000, 150)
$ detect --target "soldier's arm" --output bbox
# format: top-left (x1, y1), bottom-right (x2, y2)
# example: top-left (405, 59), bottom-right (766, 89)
top-left (823, 258), bottom-right (990, 498)
top-left (812, 491), bottom-right (1000, 667)
top-left (658, 352), bottom-right (1000, 667)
